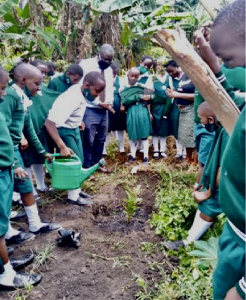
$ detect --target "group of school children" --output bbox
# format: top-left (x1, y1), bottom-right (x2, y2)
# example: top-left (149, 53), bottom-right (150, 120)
top-left (0, 0), bottom-right (245, 298)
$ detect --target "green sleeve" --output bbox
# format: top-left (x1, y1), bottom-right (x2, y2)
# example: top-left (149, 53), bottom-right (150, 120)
top-left (122, 93), bottom-right (142, 109)
top-left (47, 79), bottom-right (57, 91)
top-left (23, 111), bottom-right (47, 155)
top-left (236, 276), bottom-right (246, 300)
top-left (0, 94), bottom-right (15, 128)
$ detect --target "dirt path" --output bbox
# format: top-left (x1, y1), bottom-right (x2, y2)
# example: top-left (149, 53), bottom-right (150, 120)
top-left (1, 169), bottom-right (175, 300)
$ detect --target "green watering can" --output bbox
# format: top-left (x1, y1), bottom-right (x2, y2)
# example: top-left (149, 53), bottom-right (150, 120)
top-left (45, 154), bottom-right (106, 190)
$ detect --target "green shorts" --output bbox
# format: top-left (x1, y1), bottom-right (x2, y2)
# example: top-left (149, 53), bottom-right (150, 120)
top-left (194, 123), bottom-right (215, 165)
top-left (14, 148), bottom-right (33, 194)
top-left (198, 189), bottom-right (222, 218)
top-left (0, 168), bottom-right (13, 236)
top-left (213, 222), bottom-right (245, 299)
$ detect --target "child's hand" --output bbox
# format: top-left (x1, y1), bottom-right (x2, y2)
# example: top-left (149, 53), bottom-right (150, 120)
top-left (120, 105), bottom-right (125, 112)
top-left (45, 153), bottom-right (53, 162)
top-left (99, 103), bottom-right (116, 114)
top-left (14, 167), bottom-right (28, 180)
top-left (150, 114), bottom-right (153, 122)
top-left (141, 95), bottom-right (151, 101)
top-left (20, 137), bottom-right (28, 151)
top-left (224, 287), bottom-right (243, 300)
top-left (60, 146), bottom-right (74, 157)
top-left (80, 122), bottom-right (85, 131)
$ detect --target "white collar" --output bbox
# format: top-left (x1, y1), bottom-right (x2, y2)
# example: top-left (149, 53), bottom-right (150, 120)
top-left (12, 83), bottom-right (33, 112)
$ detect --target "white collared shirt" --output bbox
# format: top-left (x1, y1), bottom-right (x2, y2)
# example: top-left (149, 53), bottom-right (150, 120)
top-left (12, 84), bottom-right (32, 112)
top-left (48, 84), bottom-right (86, 129)
top-left (79, 57), bottom-right (114, 108)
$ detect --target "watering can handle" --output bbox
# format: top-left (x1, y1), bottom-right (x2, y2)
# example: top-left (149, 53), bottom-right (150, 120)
top-left (44, 153), bottom-right (80, 176)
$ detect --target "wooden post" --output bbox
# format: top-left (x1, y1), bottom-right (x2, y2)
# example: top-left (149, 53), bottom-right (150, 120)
top-left (153, 29), bottom-right (240, 135)
top-left (199, 0), bottom-right (216, 20)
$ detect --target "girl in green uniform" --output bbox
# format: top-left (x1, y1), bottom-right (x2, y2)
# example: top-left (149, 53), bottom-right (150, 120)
top-left (121, 67), bottom-right (153, 163)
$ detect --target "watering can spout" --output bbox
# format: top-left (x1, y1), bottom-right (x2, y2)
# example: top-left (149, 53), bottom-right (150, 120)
top-left (80, 159), bottom-right (106, 183)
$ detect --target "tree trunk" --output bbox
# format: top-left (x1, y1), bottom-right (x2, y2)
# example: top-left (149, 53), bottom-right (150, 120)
top-left (153, 29), bottom-right (240, 135)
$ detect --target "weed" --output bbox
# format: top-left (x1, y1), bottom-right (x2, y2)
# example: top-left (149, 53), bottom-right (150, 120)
top-left (89, 253), bottom-right (131, 269)
top-left (31, 243), bottom-right (55, 272)
top-left (106, 141), bottom-right (119, 160)
top-left (123, 185), bottom-right (142, 222)
top-left (140, 242), bottom-right (156, 255)
top-left (9, 285), bottom-right (33, 300)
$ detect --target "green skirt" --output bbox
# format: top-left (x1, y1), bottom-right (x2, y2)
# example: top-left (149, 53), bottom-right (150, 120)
top-left (198, 189), bottom-right (222, 217)
top-left (126, 103), bottom-right (152, 141)
top-left (168, 100), bottom-right (180, 139)
top-left (151, 105), bottom-right (169, 137)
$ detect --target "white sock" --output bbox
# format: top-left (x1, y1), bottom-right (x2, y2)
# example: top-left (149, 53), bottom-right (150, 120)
top-left (0, 261), bottom-right (16, 286)
top-left (176, 140), bottom-right (183, 156)
top-left (152, 136), bottom-right (159, 152)
top-left (68, 188), bottom-right (81, 201)
top-left (137, 140), bottom-right (142, 150)
top-left (160, 137), bottom-right (167, 153)
top-left (24, 203), bottom-right (43, 232)
top-left (5, 222), bottom-right (20, 239)
top-left (130, 140), bottom-right (137, 158)
top-left (182, 147), bottom-right (187, 157)
top-left (26, 167), bottom-right (37, 196)
top-left (142, 139), bottom-right (149, 159)
top-left (184, 210), bottom-right (213, 245)
top-left (117, 131), bottom-right (125, 153)
top-left (32, 164), bottom-right (46, 191)
top-left (12, 192), bottom-right (21, 201)
top-left (103, 133), bottom-right (111, 154)
top-left (112, 131), bottom-right (118, 141)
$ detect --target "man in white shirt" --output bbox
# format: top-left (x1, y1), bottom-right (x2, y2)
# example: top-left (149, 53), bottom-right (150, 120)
top-left (79, 44), bottom-right (115, 171)
top-left (45, 72), bottom-right (106, 206)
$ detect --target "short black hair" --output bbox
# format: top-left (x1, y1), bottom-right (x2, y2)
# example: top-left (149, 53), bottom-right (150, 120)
top-left (30, 59), bottom-right (46, 67)
top-left (110, 62), bottom-right (118, 72)
top-left (164, 60), bottom-right (179, 68)
top-left (66, 64), bottom-right (83, 77)
top-left (213, 0), bottom-right (245, 41)
top-left (47, 62), bottom-right (57, 70)
top-left (83, 71), bottom-right (105, 86)
top-left (0, 66), bottom-right (8, 81)
top-left (141, 55), bottom-right (154, 63)
top-left (9, 61), bottom-right (24, 80)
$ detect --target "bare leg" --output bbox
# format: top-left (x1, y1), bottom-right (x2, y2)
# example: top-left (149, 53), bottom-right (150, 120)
top-left (0, 236), bottom-right (8, 265)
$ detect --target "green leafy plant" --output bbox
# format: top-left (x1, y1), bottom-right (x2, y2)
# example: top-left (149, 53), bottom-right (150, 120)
top-left (123, 184), bottom-right (142, 222)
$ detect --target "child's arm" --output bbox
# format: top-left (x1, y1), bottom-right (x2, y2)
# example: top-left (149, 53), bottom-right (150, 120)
top-left (193, 188), bottom-right (212, 204)
top-left (147, 104), bottom-right (153, 121)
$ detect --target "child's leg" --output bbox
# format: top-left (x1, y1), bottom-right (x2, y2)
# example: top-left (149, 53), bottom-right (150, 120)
top-left (117, 131), bottom-right (125, 153)
top-left (112, 131), bottom-right (118, 141)
top-left (5, 222), bottom-right (20, 240)
top-left (103, 133), bottom-right (111, 155)
top-left (184, 210), bottom-right (214, 245)
top-left (142, 139), bottom-right (149, 160)
top-left (129, 140), bottom-right (137, 158)
top-left (160, 137), bottom-right (167, 153)
top-left (152, 136), bottom-right (159, 152)
top-left (32, 164), bottom-right (46, 191)
top-left (176, 140), bottom-right (183, 156)
top-left (25, 167), bottom-right (38, 196)
top-left (0, 236), bottom-right (16, 285)
top-left (68, 188), bottom-right (81, 202)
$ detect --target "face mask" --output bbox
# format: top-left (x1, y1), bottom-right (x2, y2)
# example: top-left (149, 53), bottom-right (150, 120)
top-left (205, 123), bottom-right (215, 133)
top-left (48, 70), bottom-right (54, 76)
top-left (98, 59), bottom-right (111, 70)
top-left (139, 66), bottom-right (148, 75)
top-left (83, 88), bottom-right (97, 102)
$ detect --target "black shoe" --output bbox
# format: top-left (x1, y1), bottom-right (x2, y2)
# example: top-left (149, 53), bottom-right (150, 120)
top-left (35, 194), bottom-right (44, 205)
top-left (7, 247), bottom-right (14, 256)
top-left (36, 186), bottom-right (54, 193)
top-left (79, 190), bottom-right (94, 199)
top-left (143, 157), bottom-right (149, 165)
top-left (153, 152), bottom-right (160, 160)
top-left (10, 210), bottom-right (26, 221)
top-left (0, 273), bottom-right (42, 290)
top-left (45, 172), bottom-right (51, 179)
top-left (67, 198), bottom-right (93, 206)
top-left (30, 222), bottom-right (62, 235)
top-left (163, 240), bottom-right (185, 251)
top-left (6, 232), bottom-right (35, 245)
top-left (128, 155), bottom-right (136, 163)
top-left (10, 252), bottom-right (35, 270)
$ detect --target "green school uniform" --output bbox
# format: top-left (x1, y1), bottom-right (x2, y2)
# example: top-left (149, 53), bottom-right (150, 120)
top-left (108, 76), bottom-right (126, 132)
top-left (221, 64), bottom-right (246, 92)
top-left (151, 77), bottom-right (172, 137)
top-left (48, 72), bottom-right (72, 93)
top-left (212, 71), bottom-right (245, 300)
top-left (121, 85), bottom-right (152, 141)
top-left (0, 108), bottom-right (14, 239)
top-left (198, 127), bottom-right (229, 217)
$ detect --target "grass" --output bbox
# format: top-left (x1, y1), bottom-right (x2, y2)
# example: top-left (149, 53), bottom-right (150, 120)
top-left (31, 243), bottom-right (55, 272)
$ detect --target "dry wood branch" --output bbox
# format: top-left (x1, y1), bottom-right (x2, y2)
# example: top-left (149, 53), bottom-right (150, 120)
top-left (153, 29), bottom-right (240, 135)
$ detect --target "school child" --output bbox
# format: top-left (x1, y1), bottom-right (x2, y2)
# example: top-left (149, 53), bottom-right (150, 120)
top-left (0, 63), bottom-right (61, 245)
top-left (0, 66), bottom-right (42, 289)
top-left (151, 72), bottom-right (172, 159)
top-left (48, 64), bottom-right (83, 93)
top-left (47, 62), bottom-right (60, 80)
top-left (45, 72), bottom-right (106, 206)
top-left (121, 67), bottom-right (153, 164)
top-left (104, 62), bottom-right (126, 155)
top-left (30, 60), bottom-right (48, 82)
top-left (164, 102), bottom-right (228, 250)
top-left (164, 60), bottom-right (186, 159)
top-left (196, 5), bottom-right (245, 299)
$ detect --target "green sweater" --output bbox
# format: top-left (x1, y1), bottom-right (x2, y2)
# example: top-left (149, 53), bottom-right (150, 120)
top-left (0, 86), bottom-right (46, 168)
top-left (221, 63), bottom-right (246, 92)
top-left (0, 101), bottom-right (14, 168)
top-left (48, 72), bottom-right (71, 93)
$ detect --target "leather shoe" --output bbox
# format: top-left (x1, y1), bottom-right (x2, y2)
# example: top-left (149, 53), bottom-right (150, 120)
top-left (30, 222), bottom-right (62, 235)
top-left (10, 252), bottom-right (35, 270)
top-left (0, 273), bottom-right (42, 290)
top-left (67, 198), bottom-right (93, 206)
top-left (6, 232), bottom-right (35, 245)
top-left (10, 210), bottom-right (26, 221)
top-left (7, 247), bottom-right (14, 256)
top-left (79, 190), bottom-right (94, 199)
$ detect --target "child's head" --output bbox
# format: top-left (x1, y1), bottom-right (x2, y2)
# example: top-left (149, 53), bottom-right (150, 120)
top-left (82, 71), bottom-right (106, 101)
top-left (164, 60), bottom-right (181, 78)
top-left (47, 62), bottom-right (57, 76)
top-left (0, 66), bottom-right (9, 98)
top-left (110, 62), bottom-right (118, 78)
top-left (30, 60), bottom-right (48, 81)
top-left (210, 0), bottom-right (245, 68)
top-left (139, 55), bottom-right (154, 74)
top-left (198, 102), bottom-right (218, 132)
top-left (14, 63), bottom-right (42, 96)
top-left (66, 64), bottom-right (84, 85)
top-left (128, 67), bottom-right (140, 86)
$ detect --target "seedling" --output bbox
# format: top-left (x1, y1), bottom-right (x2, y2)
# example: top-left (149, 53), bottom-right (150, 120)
top-left (123, 185), bottom-right (142, 222)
